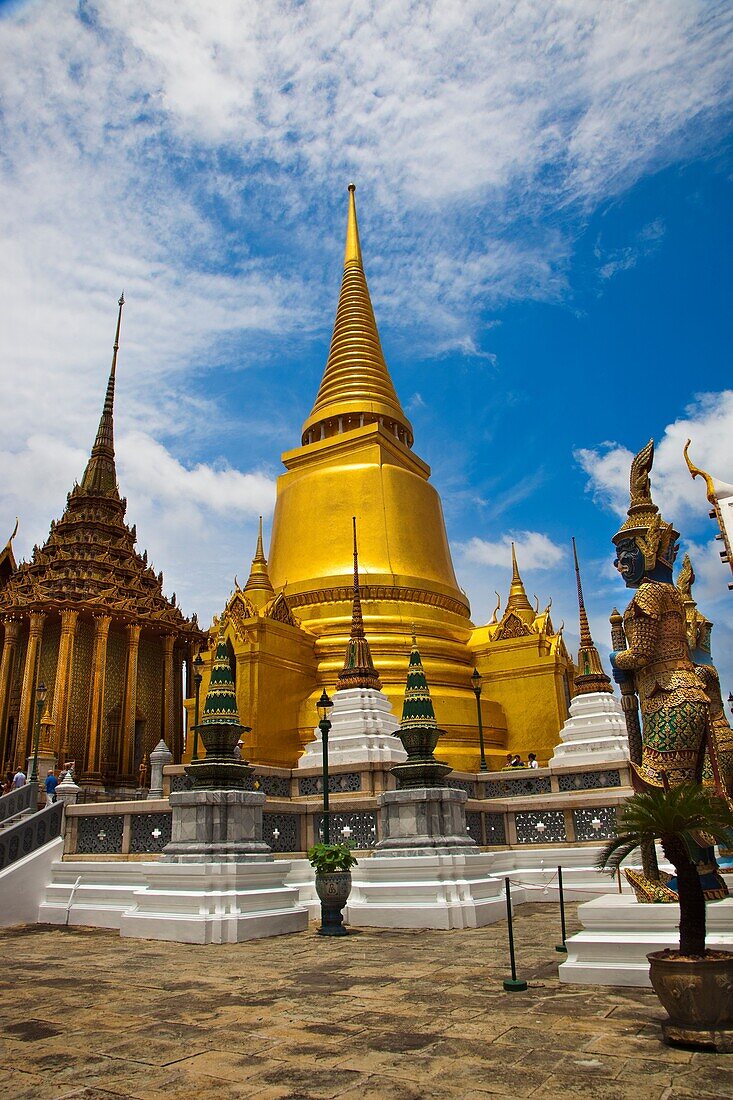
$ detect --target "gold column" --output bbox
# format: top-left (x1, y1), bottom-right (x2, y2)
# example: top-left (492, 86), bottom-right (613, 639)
top-left (84, 614), bottom-right (111, 779)
top-left (17, 611), bottom-right (45, 766)
top-left (0, 619), bottom-right (20, 768)
top-left (53, 608), bottom-right (79, 767)
top-left (120, 622), bottom-right (141, 780)
top-left (161, 633), bottom-right (175, 756)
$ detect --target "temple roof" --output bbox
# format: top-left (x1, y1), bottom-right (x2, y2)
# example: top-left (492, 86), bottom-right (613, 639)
top-left (301, 185), bottom-right (413, 447)
top-left (571, 537), bottom-right (612, 695)
top-left (337, 518), bottom-right (382, 691)
top-left (0, 520), bottom-right (18, 589)
top-left (0, 298), bottom-right (197, 637)
top-left (505, 543), bottom-right (534, 619)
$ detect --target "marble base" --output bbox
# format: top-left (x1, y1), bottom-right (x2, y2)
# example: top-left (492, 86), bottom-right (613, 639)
top-left (549, 692), bottom-right (629, 770)
top-left (119, 861), bottom-right (308, 944)
top-left (297, 687), bottom-right (406, 768)
top-left (347, 851), bottom-right (517, 929)
top-left (376, 787), bottom-right (476, 855)
top-left (163, 789), bottom-right (271, 863)
top-left (559, 893), bottom-right (733, 987)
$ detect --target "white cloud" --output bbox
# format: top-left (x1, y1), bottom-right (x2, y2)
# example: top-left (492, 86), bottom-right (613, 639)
top-left (575, 390), bottom-right (733, 526)
top-left (457, 530), bottom-right (566, 571)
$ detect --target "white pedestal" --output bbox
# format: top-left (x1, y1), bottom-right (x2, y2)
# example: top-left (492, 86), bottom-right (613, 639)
top-left (297, 687), bottom-right (406, 768)
top-left (559, 893), bottom-right (733, 987)
top-left (549, 692), bottom-right (629, 769)
top-left (347, 851), bottom-right (516, 929)
top-left (119, 861), bottom-right (308, 944)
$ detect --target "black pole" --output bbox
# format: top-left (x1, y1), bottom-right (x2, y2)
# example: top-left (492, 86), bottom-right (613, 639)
top-left (555, 865), bottom-right (567, 952)
top-left (192, 671), bottom-right (202, 761)
top-left (503, 877), bottom-right (527, 992)
top-left (30, 698), bottom-right (43, 784)
top-left (474, 686), bottom-right (488, 772)
top-left (321, 717), bottom-right (331, 844)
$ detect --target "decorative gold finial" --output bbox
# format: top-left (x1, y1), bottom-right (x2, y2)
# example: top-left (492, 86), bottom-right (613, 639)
top-left (683, 439), bottom-right (717, 504)
top-left (4, 518), bottom-right (18, 550)
top-left (337, 516), bottom-right (381, 690)
top-left (244, 516), bottom-right (274, 608)
top-left (613, 438), bottom-right (679, 570)
top-left (344, 182), bottom-right (363, 269)
top-left (80, 294), bottom-right (125, 495)
top-left (506, 542), bottom-right (533, 612)
top-left (571, 537), bottom-right (612, 695)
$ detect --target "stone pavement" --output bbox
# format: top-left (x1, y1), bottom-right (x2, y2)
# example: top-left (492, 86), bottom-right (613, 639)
top-left (0, 903), bottom-right (731, 1100)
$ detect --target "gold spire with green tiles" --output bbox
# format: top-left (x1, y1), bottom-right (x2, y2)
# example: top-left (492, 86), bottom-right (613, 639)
top-left (202, 631), bottom-right (241, 726)
top-left (400, 630), bottom-right (437, 729)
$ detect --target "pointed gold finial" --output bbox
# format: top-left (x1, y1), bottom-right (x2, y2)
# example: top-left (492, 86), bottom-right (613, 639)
top-left (301, 185), bottom-right (413, 448)
top-left (244, 516), bottom-right (274, 609)
top-left (344, 184), bottom-right (363, 268)
top-left (683, 439), bottom-right (717, 504)
top-left (571, 537), bottom-right (611, 695)
top-left (337, 516), bottom-right (381, 690)
top-left (81, 293), bottom-right (124, 495)
top-left (506, 542), bottom-right (533, 612)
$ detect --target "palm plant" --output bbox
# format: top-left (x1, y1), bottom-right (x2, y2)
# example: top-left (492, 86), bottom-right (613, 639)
top-left (597, 784), bottom-right (733, 957)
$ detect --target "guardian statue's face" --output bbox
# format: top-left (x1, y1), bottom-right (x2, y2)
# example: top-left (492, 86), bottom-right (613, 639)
top-left (614, 537), bottom-right (645, 588)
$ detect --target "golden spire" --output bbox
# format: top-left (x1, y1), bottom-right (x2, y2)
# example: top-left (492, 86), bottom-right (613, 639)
top-left (571, 537), bottom-right (611, 695)
top-left (337, 517), bottom-right (382, 691)
top-left (505, 542), bottom-right (533, 613)
top-left (301, 185), bottom-right (413, 448)
top-left (243, 516), bottom-right (275, 609)
top-left (81, 293), bottom-right (124, 496)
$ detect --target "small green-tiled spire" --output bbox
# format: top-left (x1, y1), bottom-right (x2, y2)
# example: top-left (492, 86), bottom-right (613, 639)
top-left (400, 630), bottom-right (437, 728)
top-left (202, 631), bottom-right (240, 726)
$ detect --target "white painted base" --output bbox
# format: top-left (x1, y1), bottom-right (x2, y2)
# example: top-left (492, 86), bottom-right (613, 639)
top-left (38, 860), bottom-right (148, 929)
top-left (549, 692), bottom-right (629, 770)
top-left (120, 861), bottom-right (308, 944)
top-left (298, 687), bottom-right (406, 768)
top-left (0, 837), bottom-right (64, 928)
top-left (559, 893), bottom-right (733, 988)
top-left (346, 851), bottom-right (517, 929)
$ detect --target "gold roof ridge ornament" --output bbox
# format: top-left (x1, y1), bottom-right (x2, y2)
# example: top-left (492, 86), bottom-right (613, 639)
top-left (612, 439), bottom-right (679, 571)
top-left (337, 516), bottom-right (382, 691)
top-left (505, 541), bottom-right (533, 612)
top-left (301, 184), bottom-right (413, 448)
top-left (571, 536), bottom-right (612, 695)
top-left (243, 516), bottom-right (275, 608)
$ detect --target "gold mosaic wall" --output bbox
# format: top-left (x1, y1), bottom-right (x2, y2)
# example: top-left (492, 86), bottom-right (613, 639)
top-left (68, 618), bottom-right (93, 765)
top-left (137, 633), bottom-right (163, 761)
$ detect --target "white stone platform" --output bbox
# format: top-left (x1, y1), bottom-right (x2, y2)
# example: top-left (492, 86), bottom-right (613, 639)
top-left (346, 851), bottom-right (517, 929)
top-left (549, 691), bottom-right (629, 769)
top-left (298, 687), bottom-right (406, 768)
top-left (559, 893), bottom-right (733, 987)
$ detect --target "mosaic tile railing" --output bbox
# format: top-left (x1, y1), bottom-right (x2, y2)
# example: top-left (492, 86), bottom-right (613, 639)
top-left (263, 812), bottom-right (300, 853)
top-left (130, 812), bottom-right (172, 854)
top-left (76, 813), bottom-right (125, 855)
top-left (299, 773), bottom-right (362, 796)
top-left (484, 775), bottom-right (552, 799)
top-left (465, 810), bottom-right (483, 845)
top-left (256, 775), bottom-right (292, 799)
top-left (0, 801), bottom-right (63, 872)
top-left (515, 810), bottom-right (567, 844)
top-left (483, 812), bottom-right (507, 846)
top-left (0, 781), bottom-right (36, 825)
top-left (557, 770), bottom-right (622, 793)
top-left (572, 805), bottom-right (618, 842)
top-left (315, 811), bottom-right (377, 848)
top-left (448, 778), bottom-right (477, 798)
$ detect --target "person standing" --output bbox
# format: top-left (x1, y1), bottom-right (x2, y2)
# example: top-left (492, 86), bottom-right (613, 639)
top-left (44, 769), bottom-right (58, 805)
top-left (528, 753), bottom-right (539, 769)
top-left (12, 768), bottom-right (26, 788)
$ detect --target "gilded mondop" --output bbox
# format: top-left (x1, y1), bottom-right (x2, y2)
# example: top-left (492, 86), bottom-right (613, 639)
top-left (611, 440), bottom-right (709, 788)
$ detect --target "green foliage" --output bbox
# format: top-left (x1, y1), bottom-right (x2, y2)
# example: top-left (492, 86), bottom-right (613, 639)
top-left (307, 842), bottom-right (358, 873)
top-left (595, 784), bottom-right (733, 877)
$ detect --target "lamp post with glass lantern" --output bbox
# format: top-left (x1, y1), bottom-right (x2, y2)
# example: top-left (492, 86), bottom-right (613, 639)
top-left (191, 653), bottom-right (203, 761)
top-left (29, 681), bottom-right (47, 785)
top-left (317, 689), bottom-right (334, 843)
top-left (471, 668), bottom-right (488, 772)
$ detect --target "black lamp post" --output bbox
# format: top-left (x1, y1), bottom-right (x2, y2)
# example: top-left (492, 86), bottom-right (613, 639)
top-left (728, 692), bottom-right (733, 718)
top-left (317, 689), bottom-right (334, 843)
top-left (471, 668), bottom-right (488, 772)
top-left (191, 653), bottom-right (203, 761)
top-left (29, 681), bottom-right (47, 785)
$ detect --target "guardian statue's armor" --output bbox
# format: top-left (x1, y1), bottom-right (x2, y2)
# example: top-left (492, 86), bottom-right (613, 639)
top-left (610, 440), bottom-right (728, 901)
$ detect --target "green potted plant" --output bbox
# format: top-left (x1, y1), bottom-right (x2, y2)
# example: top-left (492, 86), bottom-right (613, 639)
top-left (597, 784), bottom-right (733, 1050)
top-left (307, 842), bottom-right (358, 937)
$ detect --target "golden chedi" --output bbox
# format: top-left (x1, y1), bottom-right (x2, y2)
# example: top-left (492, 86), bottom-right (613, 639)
top-left (205, 186), bottom-right (572, 772)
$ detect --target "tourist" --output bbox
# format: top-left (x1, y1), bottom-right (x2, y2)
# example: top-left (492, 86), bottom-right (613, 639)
top-left (502, 753), bottom-right (513, 770)
top-left (2, 774), bottom-right (12, 794)
top-left (12, 768), bottom-right (26, 788)
top-left (510, 754), bottom-right (524, 768)
top-left (44, 769), bottom-right (58, 805)
top-left (528, 753), bottom-right (539, 769)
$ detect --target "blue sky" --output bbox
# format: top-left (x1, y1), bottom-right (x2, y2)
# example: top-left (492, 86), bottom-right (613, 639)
top-left (0, 1), bottom-right (731, 691)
